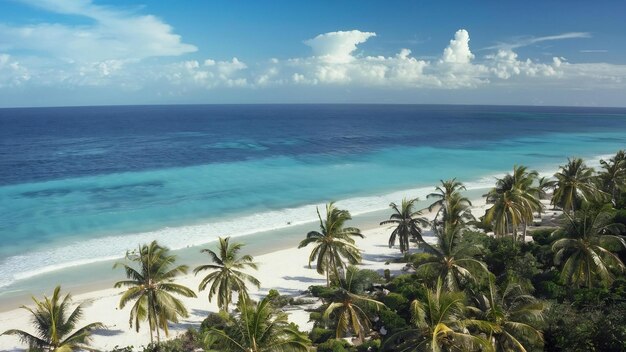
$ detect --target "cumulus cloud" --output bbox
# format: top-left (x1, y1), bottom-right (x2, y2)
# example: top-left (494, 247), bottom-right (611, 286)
top-left (304, 30), bottom-right (376, 63)
top-left (441, 29), bottom-right (475, 64)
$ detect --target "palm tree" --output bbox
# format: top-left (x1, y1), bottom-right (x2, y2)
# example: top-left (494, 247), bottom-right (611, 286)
top-left (1, 286), bottom-right (104, 351)
top-left (552, 158), bottom-right (603, 213)
top-left (380, 198), bottom-right (430, 254)
top-left (382, 279), bottom-right (492, 352)
top-left (114, 241), bottom-right (196, 343)
top-left (427, 178), bottom-right (471, 230)
top-left (552, 207), bottom-right (626, 288)
top-left (468, 278), bottom-right (544, 351)
top-left (298, 202), bottom-right (363, 286)
top-left (194, 236), bottom-right (260, 313)
top-left (322, 266), bottom-right (385, 343)
top-left (598, 150), bottom-right (626, 206)
top-left (205, 296), bottom-right (311, 352)
top-left (485, 166), bottom-right (542, 241)
top-left (416, 224), bottom-right (489, 291)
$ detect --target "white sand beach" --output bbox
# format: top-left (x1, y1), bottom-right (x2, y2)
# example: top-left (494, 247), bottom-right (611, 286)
top-left (0, 198), bottom-right (490, 352)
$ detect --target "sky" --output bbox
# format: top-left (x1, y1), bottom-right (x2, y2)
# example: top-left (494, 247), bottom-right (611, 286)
top-left (0, 0), bottom-right (625, 107)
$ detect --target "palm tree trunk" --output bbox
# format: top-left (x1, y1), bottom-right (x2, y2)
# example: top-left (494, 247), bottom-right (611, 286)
top-left (325, 257), bottom-right (330, 287)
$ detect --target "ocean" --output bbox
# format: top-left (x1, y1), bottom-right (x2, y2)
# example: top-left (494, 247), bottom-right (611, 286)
top-left (1, 104), bottom-right (626, 300)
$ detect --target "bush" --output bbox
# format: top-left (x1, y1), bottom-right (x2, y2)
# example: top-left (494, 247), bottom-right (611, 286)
top-left (267, 289), bottom-right (292, 307)
top-left (381, 293), bottom-right (408, 312)
top-left (387, 274), bottom-right (426, 302)
top-left (309, 327), bottom-right (335, 344)
top-left (530, 228), bottom-right (556, 245)
top-left (356, 339), bottom-right (381, 352)
top-left (376, 309), bottom-right (409, 337)
top-left (200, 311), bottom-right (231, 332)
top-left (316, 339), bottom-right (355, 352)
top-left (310, 285), bottom-right (338, 299)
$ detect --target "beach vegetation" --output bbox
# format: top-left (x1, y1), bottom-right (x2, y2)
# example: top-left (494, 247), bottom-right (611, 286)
top-left (113, 241), bottom-right (196, 343)
top-left (194, 236), bottom-right (260, 313)
top-left (204, 295), bottom-right (312, 352)
top-left (380, 198), bottom-right (429, 254)
top-left (299, 202), bottom-right (364, 286)
top-left (1, 285), bottom-right (104, 352)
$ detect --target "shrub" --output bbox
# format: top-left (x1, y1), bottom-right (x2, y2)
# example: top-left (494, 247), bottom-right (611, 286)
top-left (376, 309), bottom-right (409, 337)
top-left (200, 311), bottom-right (231, 332)
top-left (316, 339), bottom-right (355, 352)
top-left (530, 228), bottom-right (556, 245)
top-left (356, 338), bottom-right (381, 352)
top-left (381, 293), bottom-right (408, 312)
top-left (310, 285), bottom-right (338, 298)
top-left (309, 327), bottom-right (334, 344)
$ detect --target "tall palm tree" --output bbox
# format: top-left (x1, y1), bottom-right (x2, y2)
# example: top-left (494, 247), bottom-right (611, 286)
top-left (323, 266), bottom-right (385, 343)
top-left (598, 150), bottom-right (626, 206)
top-left (1, 286), bottom-right (104, 352)
top-left (427, 179), bottom-right (471, 230)
top-left (380, 198), bottom-right (430, 254)
top-left (468, 278), bottom-right (544, 351)
top-left (382, 279), bottom-right (492, 352)
top-left (205, 296), bottom-right (311, 352)
top-left (194, 236), bottom-right (260, 313)
top-left (552, 158), bottom-right (602, 213)
top-left (114, 241), bottom-right (196, 343)
top-left (298, 202), bottom-right (363, 286)
top-left (552, 208), bottom-right (626, 288)
top-left (485, 166), bottom-right (542, 241)
top-left (416, 224), bottom-right (489, 291)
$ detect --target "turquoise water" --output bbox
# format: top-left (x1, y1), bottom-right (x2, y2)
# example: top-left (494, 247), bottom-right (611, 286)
top-left (1, 105), bottom-right (625, 297)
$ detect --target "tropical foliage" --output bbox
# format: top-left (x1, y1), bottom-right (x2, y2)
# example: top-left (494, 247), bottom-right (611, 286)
top-left (205, 296), bottom-right (311, 352)
top-left (1, 286), bottom-right (104, 352)
top-left (194, 236), bottom-right (260, 312)
top-left (380, 198), bottom-right (429, 254)
top-left (552, 207), bottom-right (626, 287)
top-left (114, 240), bottom-right (196, 343)
top-left (299, 202), bottom-right (363, 286)
top-left (552, 158), bottom-right (603, 213)
top-left (485, 165), bottom-right (542, 240)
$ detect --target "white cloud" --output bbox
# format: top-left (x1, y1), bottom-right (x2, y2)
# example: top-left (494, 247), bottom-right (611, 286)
top-left (304, 30), bottom-right (376, 64)
top-left (0, 54), bottom-right (31, 87)
top-left (0, 0), bottom-right (196, 62)
top-left (484, 32), bottom-right (591, 50)
top-left (441, 29), bottom-right (474, 64)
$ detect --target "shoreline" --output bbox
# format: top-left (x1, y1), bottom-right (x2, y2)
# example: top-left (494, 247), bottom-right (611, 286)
top-left (0, 192), bottom-right (489, 351)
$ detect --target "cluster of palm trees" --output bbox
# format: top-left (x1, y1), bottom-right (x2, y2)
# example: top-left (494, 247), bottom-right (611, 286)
top-left (3, 151), bottom-right (625, 351)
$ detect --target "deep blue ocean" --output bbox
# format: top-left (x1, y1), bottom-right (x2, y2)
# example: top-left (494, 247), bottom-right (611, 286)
top-left (1, 104), bottom-right (626, 293)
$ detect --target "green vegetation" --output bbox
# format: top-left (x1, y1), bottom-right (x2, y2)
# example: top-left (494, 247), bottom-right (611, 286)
top-left (1, 286), bottom-right (104, 352)
top-left (4, 151), bottom-right (626, 351)
top-left (194, 236), bottom-right (260, 312)
top-left (114, 241), bottom-right (197, 343)
top-left (299, 202), bottom-right (364, 286)
top-left (380, 198), bottom-right (429, 254)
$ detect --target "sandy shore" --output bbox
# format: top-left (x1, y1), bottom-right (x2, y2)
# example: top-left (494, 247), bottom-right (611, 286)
top-left (0, 198), bottom-right (489, 351)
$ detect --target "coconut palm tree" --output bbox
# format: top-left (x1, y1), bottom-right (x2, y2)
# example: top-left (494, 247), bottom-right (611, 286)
top-left (427, 179), bottom-right (471, 230)
top-left (416, 224), bottom-right (489, 291)
top-left (485, 166), bottom-right (542, 241)
top-left (205, 295), bottom-right (311, 352)
top-left (552, 158), bottom-right (603, 213)
top-left (114, 241), bottom-right (196, 343)
top-left (1, 286), bottom-right (104, 352)
top-left (382, 279), bottom-right (492, 352)
top-left (552, 207), bottom-right (626, 288)
top-left (468, 278), bottom-right (544, 351)
top-left (298, 202), bottom-right (363, 286)
top-left (194, 236), bottom-right (260, 313)
top-left (322, 266), bottom-right (386, 343)
top-left (598, 150), bottom-right (626, 206)
top-left (380, 198), bottom-right (430, 254)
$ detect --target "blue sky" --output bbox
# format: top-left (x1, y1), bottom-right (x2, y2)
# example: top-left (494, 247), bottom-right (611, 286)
top-left (0, 0), bottom-right (625, 107)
